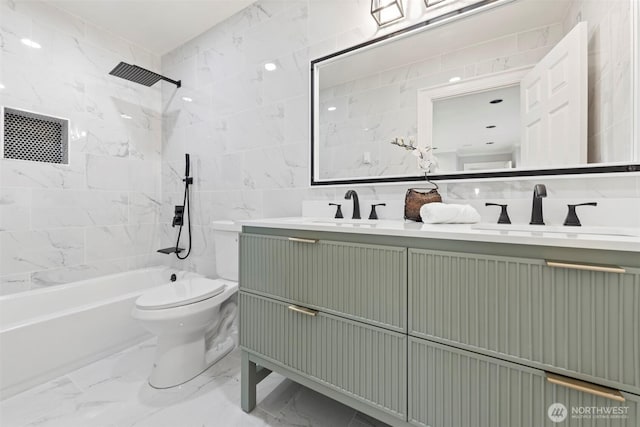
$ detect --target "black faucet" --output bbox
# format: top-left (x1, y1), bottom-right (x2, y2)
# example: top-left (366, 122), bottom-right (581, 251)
top-left (530, 184), bottom-right (547, 225)
top-left (344, 190), bottom-right (360, 219)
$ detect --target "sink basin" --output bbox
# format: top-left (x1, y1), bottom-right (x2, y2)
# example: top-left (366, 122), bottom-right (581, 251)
top-left (471, 223), bottom-right (640, 237)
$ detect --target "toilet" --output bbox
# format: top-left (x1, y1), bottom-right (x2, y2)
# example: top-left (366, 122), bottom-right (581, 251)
top-left (132, 220), bottom-right (241, 389)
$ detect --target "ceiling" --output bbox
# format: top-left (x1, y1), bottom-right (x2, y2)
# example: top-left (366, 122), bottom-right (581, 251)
top-left (41, 0), bottom-right (256, 55)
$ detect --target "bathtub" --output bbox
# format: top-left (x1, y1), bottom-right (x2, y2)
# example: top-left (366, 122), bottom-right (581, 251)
top-left (0, 266), bottom-right (200, 400)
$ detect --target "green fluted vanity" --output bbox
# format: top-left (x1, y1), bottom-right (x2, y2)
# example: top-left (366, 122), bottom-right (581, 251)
top-left (238, 219), bottom-right (640, 427)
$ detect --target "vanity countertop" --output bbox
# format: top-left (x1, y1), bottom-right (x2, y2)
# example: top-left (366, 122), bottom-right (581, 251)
top-left (239, 217), bottom-right (640, 253)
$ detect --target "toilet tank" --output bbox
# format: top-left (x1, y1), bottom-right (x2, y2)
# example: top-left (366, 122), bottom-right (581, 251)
top-left (211, 220), bottom-right (241, 282)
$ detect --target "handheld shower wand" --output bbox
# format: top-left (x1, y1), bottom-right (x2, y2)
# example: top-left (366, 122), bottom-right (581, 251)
top-left (157, 153), bottom-right (193, 258)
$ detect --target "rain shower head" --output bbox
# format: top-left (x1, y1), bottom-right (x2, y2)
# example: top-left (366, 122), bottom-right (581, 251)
top-left (109, 62), bottom-right (181, 88)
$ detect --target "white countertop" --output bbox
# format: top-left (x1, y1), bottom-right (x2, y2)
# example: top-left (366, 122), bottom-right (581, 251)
top-left (239, 217), bottom-right (640, 253)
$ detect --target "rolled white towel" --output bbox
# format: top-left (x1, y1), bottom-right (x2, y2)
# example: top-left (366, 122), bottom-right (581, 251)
top-left (419, 202), bottom-right (481, 224)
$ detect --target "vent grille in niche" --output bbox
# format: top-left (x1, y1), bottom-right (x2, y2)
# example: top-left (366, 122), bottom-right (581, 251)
top-left (3, 107), bottom-right (69, 164)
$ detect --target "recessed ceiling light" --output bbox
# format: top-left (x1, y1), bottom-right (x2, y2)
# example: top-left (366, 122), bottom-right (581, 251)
top-left (486, 125), bottom-right (496, 129)
top-left (449, 76), bottom-right (461, 83)
top-left (327, 106), bottom-right (337, 111)
top-left (264, 62), bottom-right (277, 71)
top-left (21, 38), bottom-right (41, 49)
top-left (80, 131), bottom-right (87, 137)
top-left (120, 113), bottom-right (132, 120)
top-left (0, 83), bottom-right (4, 90)
top-left (486, 142), bottom-right (495, 145)
top-left (363, 127), bottom-right (369, 131)
top-left (489, 99), bottom-right (503, 104)
top-left (181, 96), bottom-right (193, 102)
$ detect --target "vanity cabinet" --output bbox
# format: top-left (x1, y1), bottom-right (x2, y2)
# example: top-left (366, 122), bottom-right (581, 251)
top-left (240, 292), bottom-right (407, 419)
top-left (239, 227), bottom-right (640, 427)
top-left (408, 248), bottom-right (640, 395)
top-left (240, 233), bottom-right (407, 331)
top-left (409, 338), bottom-right (639, 427)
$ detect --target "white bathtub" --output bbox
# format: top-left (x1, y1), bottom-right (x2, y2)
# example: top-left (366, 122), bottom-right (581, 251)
top-left (0, 266), bottom-right (200, 400)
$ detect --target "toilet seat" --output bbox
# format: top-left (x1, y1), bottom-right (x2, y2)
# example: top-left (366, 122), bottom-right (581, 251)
top-left (135, 278), bottom-right (226, 310)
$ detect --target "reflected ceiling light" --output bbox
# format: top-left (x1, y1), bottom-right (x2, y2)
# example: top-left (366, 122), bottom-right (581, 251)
top-left (449, 76), bottom-right (461, 83)
top-left (181, 96), bottom-right (193, 102)
top-left (474, 188), bottom-right (480, 195)
top-left (0, 83), bottom-right (4, 90)
top-left (327, 106), bottom-right (337, 111)
top-left (371, 0), bottom-right (405, 27)
top-left (490, 99), bottom-right (503, 104)
top-left (264, 62), bottom-right (277, 71)
top-left (120, 113), bottom-right (132, 120)
top-left (21, 38), bottom-right (41, 49)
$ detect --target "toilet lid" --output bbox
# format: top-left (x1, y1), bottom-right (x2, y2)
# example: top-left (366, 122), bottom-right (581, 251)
top-left (135, 278), bottom-right (226, 310)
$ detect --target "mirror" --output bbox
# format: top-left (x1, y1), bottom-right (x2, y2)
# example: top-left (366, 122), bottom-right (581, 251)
top-left (312, 0), bottom-right (639, 185)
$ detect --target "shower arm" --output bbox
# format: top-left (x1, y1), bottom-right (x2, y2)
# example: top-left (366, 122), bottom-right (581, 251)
top-left (161, 76), bottom-right (181, 88)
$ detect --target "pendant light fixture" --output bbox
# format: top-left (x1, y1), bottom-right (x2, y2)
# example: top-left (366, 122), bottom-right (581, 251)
top-left (370, 0), bottom-right (405, 27)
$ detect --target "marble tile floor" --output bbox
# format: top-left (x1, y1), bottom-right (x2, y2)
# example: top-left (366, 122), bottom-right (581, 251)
top-left (0, 339), bottom-right (390, 427)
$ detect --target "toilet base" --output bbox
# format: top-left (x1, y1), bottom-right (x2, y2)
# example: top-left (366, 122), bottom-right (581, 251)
top-left (149, 335), bottom-right (235, 389)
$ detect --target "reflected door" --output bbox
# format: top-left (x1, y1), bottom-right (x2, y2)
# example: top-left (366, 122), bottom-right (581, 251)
top-left (520, 21), bottom-right (587, 168)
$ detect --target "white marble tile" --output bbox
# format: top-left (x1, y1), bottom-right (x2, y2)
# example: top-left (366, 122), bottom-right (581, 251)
top-left (85, 224), bottom-right (156, 263)
top-left (0, 188), bottom-right (31, 231)
top-left (85, 155), bottom-right (130, 191)
top-left (129, 192), bottom-right (161, 225)
top-left (0, 273), bottom-right (31, 295)
top-left (441, 34), bottom-right (518, 71)
top-left (0, 229), bottom-right (84, 276)
top-left (30, 258), bottom-right (130, 288)
top-left (243, 143), bottom-right (307, 190)
top-left (206, 190), bottom-right (265, 221)
top-left (30, 189), bottom-right (128, 229)
top-left (0, 340), bottom-right (391, 427)
top-left (194, 152), bottom-right (244, 191)
top-left (1, 153), bottom-right (86, 190)
top-left (243, 4), bottom-right (309, 65)
top-left (517, 23), bottom-right (563, 52)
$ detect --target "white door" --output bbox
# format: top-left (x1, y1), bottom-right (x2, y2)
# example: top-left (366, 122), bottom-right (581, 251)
top-left (520, 22), bottom-right (587, 168)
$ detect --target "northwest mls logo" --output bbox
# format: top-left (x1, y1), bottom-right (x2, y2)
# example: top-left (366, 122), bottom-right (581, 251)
top-left (548, 403), bottom-right (568, 423)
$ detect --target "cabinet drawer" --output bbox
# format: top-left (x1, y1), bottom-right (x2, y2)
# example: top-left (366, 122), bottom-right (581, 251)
top-left (239, 292), bottom-right (407, 420)
top-left (240, 233), bottom-right (407, 331)
top-left (409, 338), bottom-right (639, 427)
top-left (408, 249), bottom-right (640, 393)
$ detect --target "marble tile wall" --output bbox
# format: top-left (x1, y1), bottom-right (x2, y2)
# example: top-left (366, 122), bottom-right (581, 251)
top-left (0, 0), bottom-right (164, 294)
top-left (563, 0), bottom-right (635, 163)
top-left (318, 23), bottom-right (562, 180)
top-left (161, 0), bottom-right (639, 280)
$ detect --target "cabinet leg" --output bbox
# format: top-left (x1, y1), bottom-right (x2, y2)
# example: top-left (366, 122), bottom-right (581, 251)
top-left (241, 350), bottom-right (257, 412)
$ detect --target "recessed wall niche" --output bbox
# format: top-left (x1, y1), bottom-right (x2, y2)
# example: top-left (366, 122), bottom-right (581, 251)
top-left (2, 107), bottom-right (69, 165)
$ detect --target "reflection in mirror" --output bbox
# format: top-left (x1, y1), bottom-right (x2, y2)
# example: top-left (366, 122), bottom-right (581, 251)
top-left (431, 85), bottom-right (521, 172)
top-left (312, 0), bottom-right (638, 185)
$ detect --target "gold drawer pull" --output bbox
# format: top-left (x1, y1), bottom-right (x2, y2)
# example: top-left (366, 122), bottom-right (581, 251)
top-left (546, 373), bottom-right (625, 402)
top-left (288, 305), bottom-right (318, 317)
top-left (546, 260), bottom-right (626, 274)
top-left (288, 237), bottom-right (318, 244)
